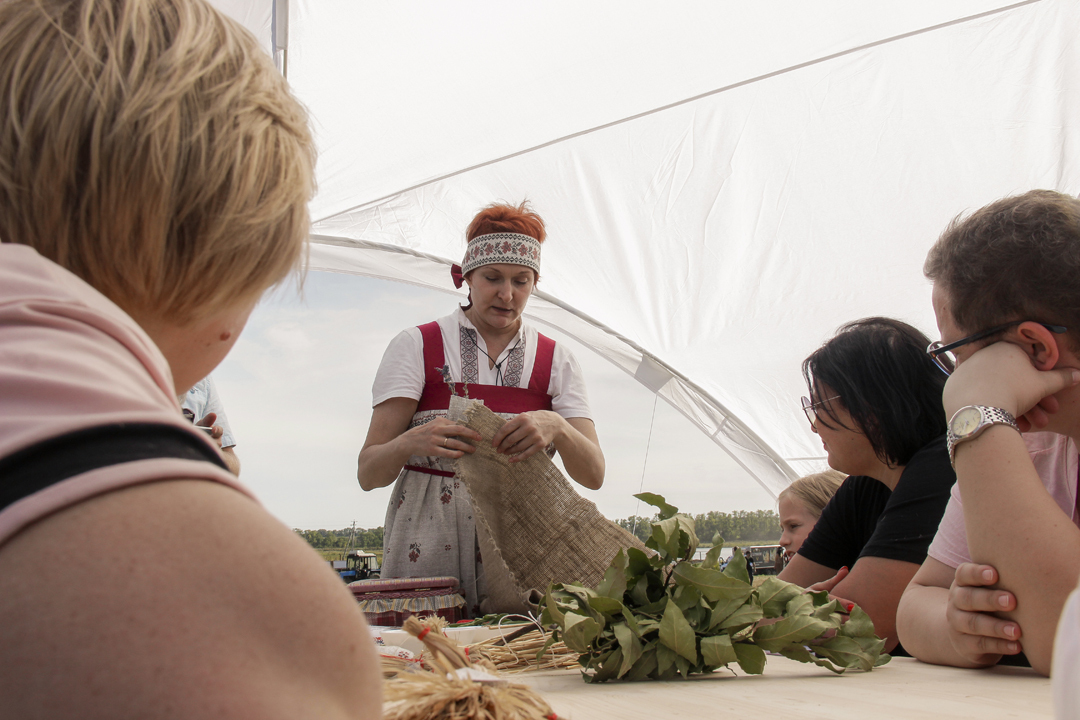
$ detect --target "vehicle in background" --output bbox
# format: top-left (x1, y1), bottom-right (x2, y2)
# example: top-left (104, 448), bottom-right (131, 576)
top-left (330, 550), bottom-right (380, 582)
top-left (694, 544), bottom-right (784, 576)
top-left (745, 544), bottom-right (783, 575)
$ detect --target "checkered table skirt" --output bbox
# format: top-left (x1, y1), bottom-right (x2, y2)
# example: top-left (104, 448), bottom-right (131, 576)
top-left (349, 577), bottom-right (467, 627)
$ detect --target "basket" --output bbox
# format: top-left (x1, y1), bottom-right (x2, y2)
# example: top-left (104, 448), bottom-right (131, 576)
top-left (349, 576), bottom-right (467, 627)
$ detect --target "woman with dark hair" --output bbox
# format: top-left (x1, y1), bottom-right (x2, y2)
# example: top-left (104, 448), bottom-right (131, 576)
top-left (779, 317), bottom-right (955, 654)
top-left (357, 201), bottom-right (605, 615)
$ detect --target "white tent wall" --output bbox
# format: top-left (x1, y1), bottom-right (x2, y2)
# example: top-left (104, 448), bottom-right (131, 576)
top-left (280, 0), bottom-right (1080, 498)
top-left (208, 0), bottom-right (272, 54)
top-left (208, 0), bottom-right (1080, 499)
top-left (307, 237), bottom-right (791, 493)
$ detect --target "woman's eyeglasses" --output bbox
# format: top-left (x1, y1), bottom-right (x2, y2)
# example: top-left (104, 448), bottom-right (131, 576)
top-left (801, 395), bottom-right (840, 427)
top-left (926, 321), bottom-right (1067, 376)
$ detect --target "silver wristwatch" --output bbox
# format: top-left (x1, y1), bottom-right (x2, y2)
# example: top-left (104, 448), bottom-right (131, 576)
top-left (946, 405), bottom-right (1020, 467)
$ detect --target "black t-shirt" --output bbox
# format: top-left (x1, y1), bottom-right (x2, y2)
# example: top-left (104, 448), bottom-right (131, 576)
top-left (797, 435), bottom-right (956, 571)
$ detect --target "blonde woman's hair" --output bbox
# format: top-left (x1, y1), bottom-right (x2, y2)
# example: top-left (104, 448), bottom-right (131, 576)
top-left (0, 0), bottom-right (315, 323)
top-left (779, 470), bottom-right (846, 518)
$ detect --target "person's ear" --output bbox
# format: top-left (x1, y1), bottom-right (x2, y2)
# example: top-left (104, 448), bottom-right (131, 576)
top-left (1014, 322), bottom-right (1061, 370)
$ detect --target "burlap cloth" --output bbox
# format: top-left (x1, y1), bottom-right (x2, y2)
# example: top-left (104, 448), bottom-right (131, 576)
top-left (448, 396), bottom-right (647, 614)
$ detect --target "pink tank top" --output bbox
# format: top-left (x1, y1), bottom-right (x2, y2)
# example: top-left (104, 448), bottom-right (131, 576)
top-left (0, 244), bottom-right (255, 548)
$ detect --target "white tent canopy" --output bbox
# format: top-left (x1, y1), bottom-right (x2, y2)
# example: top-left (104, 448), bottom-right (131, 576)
top-left (221, 0), bottom-right (1080, 498)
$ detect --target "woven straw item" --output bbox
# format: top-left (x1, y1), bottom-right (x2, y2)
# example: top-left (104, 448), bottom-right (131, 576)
top-left (448, 396), bottom-right (646, 614)
top-left (381, 616), bottom-right (560, 720)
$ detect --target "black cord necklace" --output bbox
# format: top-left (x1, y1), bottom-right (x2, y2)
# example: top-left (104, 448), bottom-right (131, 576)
top-left (465, 329), bottom-right (522, 387)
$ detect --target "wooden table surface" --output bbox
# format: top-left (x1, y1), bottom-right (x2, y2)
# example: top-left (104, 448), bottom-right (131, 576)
top-left (515, 655), bottom-right (1052, 719)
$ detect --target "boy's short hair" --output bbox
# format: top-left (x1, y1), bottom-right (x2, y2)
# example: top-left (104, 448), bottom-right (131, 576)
top-left (0, 0), bottom-right (315, 322)
top-left (925, 190), bottom-right (1080, 346)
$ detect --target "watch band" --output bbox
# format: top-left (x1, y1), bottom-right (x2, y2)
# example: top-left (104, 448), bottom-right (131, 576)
top-left (946, 405), bottom-right (1019, 466)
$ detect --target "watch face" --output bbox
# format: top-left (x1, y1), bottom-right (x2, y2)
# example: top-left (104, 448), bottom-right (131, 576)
top-left (951, 406), bottom-right (984, 437)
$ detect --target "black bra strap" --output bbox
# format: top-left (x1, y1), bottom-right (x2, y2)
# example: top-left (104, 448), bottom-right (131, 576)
top-left (0, 423), bottom-right (228, 513)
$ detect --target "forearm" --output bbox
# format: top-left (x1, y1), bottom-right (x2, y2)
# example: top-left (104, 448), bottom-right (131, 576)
top-left (954, 426), bottom-right (1080, 674)
top-left (359, 400), bottom-right (480, 491)
top-left (897, 582), bottom-right (993, 668)
top-left (554, 416), bottom-right (605, 490)
top-left (221, 447), bottom-right (241, 476)
top-left (356, 437), bottom-right (412, 491)
top-left (830, 557), bottom-right (918, 654)
top-left (777, 553), bottom-right (834, 587)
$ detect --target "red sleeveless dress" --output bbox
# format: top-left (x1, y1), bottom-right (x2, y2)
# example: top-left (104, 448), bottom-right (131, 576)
top-left (379, 319), bottom-right (556, 616)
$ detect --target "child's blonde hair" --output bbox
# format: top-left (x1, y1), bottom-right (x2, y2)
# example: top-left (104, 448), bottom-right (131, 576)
top-left (779, 470), bottom-right (846, 517)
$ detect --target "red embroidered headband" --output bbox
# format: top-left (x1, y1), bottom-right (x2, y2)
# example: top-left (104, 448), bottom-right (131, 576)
top-left (451, 232), bottom-right (541, 288)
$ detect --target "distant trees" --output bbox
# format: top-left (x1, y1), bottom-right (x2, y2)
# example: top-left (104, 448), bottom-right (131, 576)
top-left (614, 509), bottom-right (781, 545)
top-left (297, 509), bottom-right (780, 553)
top-left (613, 516), bottom-right (653, 542)
top-left (293, 526), bottom-right (383, 550)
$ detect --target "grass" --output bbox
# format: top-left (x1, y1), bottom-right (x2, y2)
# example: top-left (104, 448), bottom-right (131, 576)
top-left (314, 548), bottom-right (383, 564)
top-left (696, 539), bottom-right (781, 550)
top-left (722, 538), bottom-right (781, 548)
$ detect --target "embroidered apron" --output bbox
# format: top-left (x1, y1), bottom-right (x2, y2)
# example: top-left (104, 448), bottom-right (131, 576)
top-left (380, 320), bottom-right (555, 615)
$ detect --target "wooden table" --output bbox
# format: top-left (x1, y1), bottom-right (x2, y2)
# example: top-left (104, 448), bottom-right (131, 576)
top-left (516, 656), bottom-right (1051, 719)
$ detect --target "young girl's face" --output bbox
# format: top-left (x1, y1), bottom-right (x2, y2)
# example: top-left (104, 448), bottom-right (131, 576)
top-left (778, 494), bottom-right (819, 561)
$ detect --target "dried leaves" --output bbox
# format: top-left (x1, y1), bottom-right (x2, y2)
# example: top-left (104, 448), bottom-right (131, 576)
top-left (540, 493), bottom-right (890, 682)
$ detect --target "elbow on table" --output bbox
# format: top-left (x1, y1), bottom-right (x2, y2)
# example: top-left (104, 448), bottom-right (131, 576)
top-left (1023, 636), bottom-right (1054, 677)
top-left (894, 581), bottom-right (928, 656)
top-left (894, 577), bottom-right (998, 669)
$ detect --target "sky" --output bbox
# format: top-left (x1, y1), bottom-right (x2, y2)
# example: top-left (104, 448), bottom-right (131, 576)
top-left (212, 270), bottom-right (803, 531)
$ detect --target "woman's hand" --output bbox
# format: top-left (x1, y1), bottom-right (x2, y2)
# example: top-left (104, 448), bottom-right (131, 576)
top-left (491, 410), bottom-right (563, 463)
top-left (358, 398), bottom-right (482, 491)
top-left (944, 563), bottom-right (1021, 664)
top-left (943, 341), bottom-right (1080, 430)
top-left (193, 411), bottom-right (225, 449)
top-left (805, 566), bottom-right (856, 612)
top-left (399, 417), bottom-right (482, 460)
top-left (486, 411), bottom-right (605, 490)
top-left (806, 565), bottom-right (848, 594)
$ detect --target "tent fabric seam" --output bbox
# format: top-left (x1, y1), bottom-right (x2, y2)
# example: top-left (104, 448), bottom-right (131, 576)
top-left (307, 235), bottom-right (801, 492)
top-left (311, 0), bottom-right (1040, 224)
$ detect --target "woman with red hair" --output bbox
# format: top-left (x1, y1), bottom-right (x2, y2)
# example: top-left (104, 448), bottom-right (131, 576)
top-left (357, 202), bottom-right (605, 615)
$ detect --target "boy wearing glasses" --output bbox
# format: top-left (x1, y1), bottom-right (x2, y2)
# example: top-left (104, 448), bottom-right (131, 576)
top-left (896, 190), bottom-right (1080, 685)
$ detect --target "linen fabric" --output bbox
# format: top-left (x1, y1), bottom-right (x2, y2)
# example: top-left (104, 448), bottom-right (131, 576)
top-left (797, 435), bottom-right (956, 570)
top-left (927, 432), bottom-right (1078, 569)
top-left (448, 396), bottom-right (645, 615)
top-left (374, 307), bottom-right (590, 615)
top-left (0, 244), bottom-right (255, 549)
top-left (181, 376), bottom-right (237, 448)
